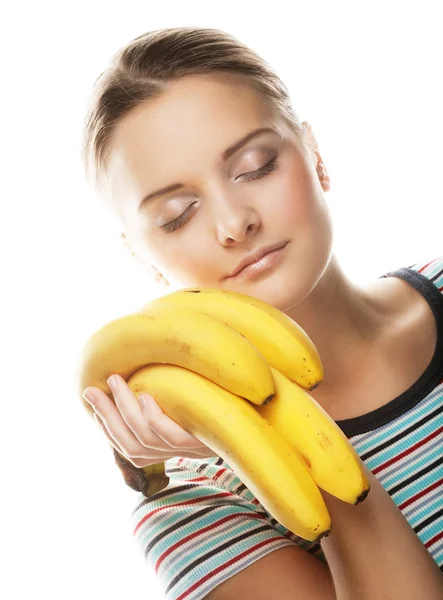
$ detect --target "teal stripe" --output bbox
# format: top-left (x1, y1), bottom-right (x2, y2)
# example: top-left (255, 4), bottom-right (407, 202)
top-left (139, 507), bottom-right (228, 563)
top-left (409, 496), bottom-right (443, 529)
top-left (417, 518), bottom-right (443, 544)
top-left (363, 421), bottom-right (441, 470)
top-left (156, 506), bottom-right (265, 571)
top-left (134, 497), bottom-right (229, 549)
top-left (133, 485), bottom-right (230, 523)
top-left (135, 492), bottom-right (261, 550)
top-left (392, 468), bottom-right (443, 506)
top-left (433, 547), bottom-right (443, 567)
top-left (169, 520), bottom-right (272, 577)
top-left (169, 535), bottom-right (293, 600)
top-left (427, 258), bottom-right (443, 280)
top-left (382, 445), bottom-right (442, 489)
top-left (366, 423), bottom-right (442, 481)
top-left (353, 392), bottom-right (442, 455)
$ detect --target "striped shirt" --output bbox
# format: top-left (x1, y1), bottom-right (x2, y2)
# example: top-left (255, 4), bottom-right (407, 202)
top-left (130, 256), bottom-right (443, 600)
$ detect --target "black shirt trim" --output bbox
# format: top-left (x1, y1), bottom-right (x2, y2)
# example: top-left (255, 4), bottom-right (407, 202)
top-left (335, 266), bottom-right (443, 437)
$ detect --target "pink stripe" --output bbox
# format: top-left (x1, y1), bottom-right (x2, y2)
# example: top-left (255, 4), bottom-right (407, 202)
top-left (425, 530), bottom-right (443, 549)
top-left (399, 478), bottom-right (443, 510)
top-left (373, 427), bottom-right (443, 475)
top-left (418, 257), bottom-right (438, 273)
top-left (155, 510), bottom-right (269, 573)
top-left (175, 537), bottom-right (283, 600)
top-left (133, 492), bottom-right (234, 535)
top-left (213, 467), bottom-right (228, 481)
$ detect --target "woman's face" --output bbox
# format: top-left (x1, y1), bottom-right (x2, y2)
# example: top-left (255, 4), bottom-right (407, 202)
top-left (107, 74), bottom-right (333, 311)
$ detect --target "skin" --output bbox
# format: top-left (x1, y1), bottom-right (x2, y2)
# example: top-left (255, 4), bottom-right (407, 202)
top-left (105, 72), bottom-right (433, 413)
top-left (87, 72), bottom-right (438, 445)
top-left (84, 72), bottom-right (443, 598)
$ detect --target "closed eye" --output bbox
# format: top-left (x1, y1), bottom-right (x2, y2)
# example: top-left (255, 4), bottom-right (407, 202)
top-left (161, 202), bottom-right (198, 233)
top-left (238, 156), bottom-right (280, 181)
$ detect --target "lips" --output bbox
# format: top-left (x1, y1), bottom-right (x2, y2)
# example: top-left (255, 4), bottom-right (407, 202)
top-left (226, 241), bottom-right (289, 279)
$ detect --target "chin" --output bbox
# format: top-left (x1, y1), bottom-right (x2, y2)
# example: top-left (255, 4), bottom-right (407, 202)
top-left (226, 264), bottom-right (309, 313)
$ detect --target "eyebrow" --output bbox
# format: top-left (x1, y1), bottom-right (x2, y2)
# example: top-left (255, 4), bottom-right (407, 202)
top-left (137, 126), bottom-right (279, 210)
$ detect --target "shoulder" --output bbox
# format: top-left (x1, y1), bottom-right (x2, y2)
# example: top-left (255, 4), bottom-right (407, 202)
top-left (379, 256), bottom-right (443, 312)
top-left (381, 255), bottom-right (443, 292)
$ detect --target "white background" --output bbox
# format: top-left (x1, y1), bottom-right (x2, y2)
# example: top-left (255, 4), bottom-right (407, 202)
top-left (2, 1), bottom-right (442, 598)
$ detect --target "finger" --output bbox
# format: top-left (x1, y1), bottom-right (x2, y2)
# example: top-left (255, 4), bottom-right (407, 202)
top-left (93, 412), bottom-right (124, 454)
top-left (88, 386), bottom-right (169, 456)
top-left (108, 374), bottom-right (208, 451)
top-left (93, 412), bottom-right (181, 462)
top-left (91, 376), bottom-right (214, 453)
top-left (138, 394), bottom-right (212, 450)
top-left (95, 412), bottom-right (219, 464)
top-left (129, 448), bottom-right (221, 467)
top-left (107, 374), bottom-right (149, 437)
top-left (108, 375), bottom-right (206, 450)
top-left (94, 411), bottom-right (209, 467)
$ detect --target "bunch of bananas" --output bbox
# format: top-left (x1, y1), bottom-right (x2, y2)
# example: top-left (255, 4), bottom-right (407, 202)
top-left (76, 288), bottom-right (370, 543)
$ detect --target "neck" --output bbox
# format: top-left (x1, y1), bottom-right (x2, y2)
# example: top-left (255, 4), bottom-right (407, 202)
top-left (284, 255), bottom-right (397, 390)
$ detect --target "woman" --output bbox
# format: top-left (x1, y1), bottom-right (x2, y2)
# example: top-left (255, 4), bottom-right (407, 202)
top-left (81, 26), bottom-right (443, 599)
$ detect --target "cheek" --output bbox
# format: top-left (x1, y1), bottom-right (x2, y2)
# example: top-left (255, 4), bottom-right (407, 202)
top-left (264, 162), bottom-right (320, 228)
top-left (147, 232), bottom-right (219, 286)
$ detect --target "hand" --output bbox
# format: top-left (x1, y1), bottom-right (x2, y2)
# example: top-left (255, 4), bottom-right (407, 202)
top-left (83, 373), bottom-right (219, 468)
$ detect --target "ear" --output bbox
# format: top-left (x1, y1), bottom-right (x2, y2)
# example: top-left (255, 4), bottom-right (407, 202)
top-left (148, 263), bottom-right (170, 289)
top-left (301, 121), bottom-right (331, 191)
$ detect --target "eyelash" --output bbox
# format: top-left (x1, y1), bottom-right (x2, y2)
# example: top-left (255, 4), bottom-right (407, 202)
top-left (161, 156), bottom-right (280, 233)
top-left (241, 156), bottom-right (280, 182)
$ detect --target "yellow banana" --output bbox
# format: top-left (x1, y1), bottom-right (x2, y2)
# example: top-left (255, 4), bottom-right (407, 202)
top-left (127, 363), bottom-right (332, 542)
top-left (76, 303), bottom-right (275, 414)
top-left (147, 288), bottom-right (323, 390)
top-left (254, 368), bottom-right (370, 504)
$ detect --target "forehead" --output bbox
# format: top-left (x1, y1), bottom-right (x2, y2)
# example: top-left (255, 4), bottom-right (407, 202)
top-left (110, 75), bottom-right (279, 161)
top-left (114, 73), bottom-right (275, 149)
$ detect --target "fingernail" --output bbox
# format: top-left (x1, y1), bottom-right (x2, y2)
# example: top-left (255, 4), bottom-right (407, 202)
top-left (107, 376), bottom-right (117, 392)
top-left (83, 388), bottom-right (97, 405)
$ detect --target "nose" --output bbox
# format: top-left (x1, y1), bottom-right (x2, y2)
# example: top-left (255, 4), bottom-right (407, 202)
top-left (215, 204), bottom-right (261, 246)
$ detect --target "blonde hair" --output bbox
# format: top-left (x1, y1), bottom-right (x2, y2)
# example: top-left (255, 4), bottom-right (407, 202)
top-left (81, 26), bottom-right (305, 197)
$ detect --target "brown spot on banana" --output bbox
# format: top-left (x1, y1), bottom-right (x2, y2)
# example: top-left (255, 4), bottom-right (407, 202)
top-left (180, 341), bottom-right (191, 356)
top-left (300, 454), bottom-right (312, 469)
top-left (317, 431), bottom-right (332, 449)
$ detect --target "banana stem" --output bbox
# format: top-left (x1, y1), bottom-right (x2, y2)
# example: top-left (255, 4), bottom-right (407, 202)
top-left (112, 447), bottom-right (169, 496)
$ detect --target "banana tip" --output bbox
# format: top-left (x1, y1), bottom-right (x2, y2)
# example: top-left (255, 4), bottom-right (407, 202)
top-left (355, 487), bottom-right (370, 505)
top-left (263, 393), bottom-right (275, 406)
top-left (309, 381), bottom-right (321, 391)
top-left (315, 528), bottom-right (332, 544)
